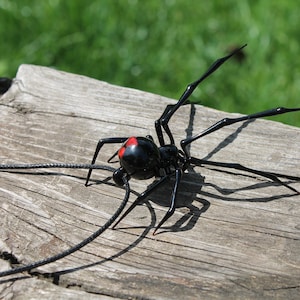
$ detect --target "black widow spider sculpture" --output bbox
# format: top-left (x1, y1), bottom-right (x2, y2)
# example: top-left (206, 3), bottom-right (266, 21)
top-left (85, 44), bottom-right (300, 235)
top-left (0, 44), bottom-right (299, 278)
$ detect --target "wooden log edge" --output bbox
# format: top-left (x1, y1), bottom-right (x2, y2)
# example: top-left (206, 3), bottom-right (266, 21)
top-left (0, 64), bottom-right (299, 299)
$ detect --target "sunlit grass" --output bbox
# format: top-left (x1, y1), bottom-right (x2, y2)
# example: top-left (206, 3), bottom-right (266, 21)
top-left (0, 0), bottom-right (299, 126)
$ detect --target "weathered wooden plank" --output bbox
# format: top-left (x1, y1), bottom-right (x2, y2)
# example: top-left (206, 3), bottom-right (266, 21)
top-left (0, 64), bottom-right (299, 299)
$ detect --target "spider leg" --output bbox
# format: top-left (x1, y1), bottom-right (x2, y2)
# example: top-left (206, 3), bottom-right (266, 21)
top-left (85, 137), bottom-right (128, 186)
top-left (113, 168), bottom-right (182, 234)
top-left (112, 175), bottom-right (170, 230)
top-left (153, 168), bottom-right (182, 235)
top-left (181, 107), bottom-right (300, 157)
top-left (155, 44), bottom-right (247, 146)
top-left (155, 103), bottom-right (189, 146)
top-left (189, 157), bottom-right (299, 194)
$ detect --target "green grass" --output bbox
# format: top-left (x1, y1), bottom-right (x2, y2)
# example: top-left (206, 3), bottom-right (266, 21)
top-left (1, 0), bottom-right (300, 126)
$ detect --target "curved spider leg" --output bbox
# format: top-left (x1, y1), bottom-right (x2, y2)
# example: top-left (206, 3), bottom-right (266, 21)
top-left (85, 137), bottom-right (128, 186)
top-left (112, 175), bottom-right (170, 231)
top-left (153, 168), bottom-right (182, 235)
top-left (181, 107), bottom-right (300, 158)
top-left (0, 173), bottom-right (130, 278)
top-left (155, 44), bottom-right (247, 146)
top-left (189, 157), bottom-right (299, 194)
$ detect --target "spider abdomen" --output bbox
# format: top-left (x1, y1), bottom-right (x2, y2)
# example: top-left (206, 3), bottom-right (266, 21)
top-left (118, 136), bottom-right (160, 180)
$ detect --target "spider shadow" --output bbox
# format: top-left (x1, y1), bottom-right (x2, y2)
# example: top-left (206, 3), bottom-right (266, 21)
top-left (137, 103), bottom-right (299, 234)
top-left (114, 105), bottom-right (256, 234)
top-left (199, 165), bottom-right (299, 202)
top-left (25, 173), bottom-right (207, 283)
top-left (144, 104), bottom-right (251, 233)
top-left (115, 163), bottom-right (299, 236)
top-left (142, 169), bottom-right (209, 234)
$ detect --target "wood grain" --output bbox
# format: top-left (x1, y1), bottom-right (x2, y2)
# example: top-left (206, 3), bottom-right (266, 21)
top-left (0, 64), bottom-right (299, 299)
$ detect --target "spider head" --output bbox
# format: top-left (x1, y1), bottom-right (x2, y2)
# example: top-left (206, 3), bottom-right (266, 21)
top-left (115, 136), bottom-right (161, 182)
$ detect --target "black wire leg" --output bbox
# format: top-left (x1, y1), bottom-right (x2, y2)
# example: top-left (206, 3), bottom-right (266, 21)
top-left (85, 137), bottom-right (128, 186)
top-left (0, 174), bottom-right (131, 277)
top-left (112, 175), bottom-right (170, 232)
top-left (181, 107), bottom-right (300, 157)
top-left (153, 168), bottom-right (182, 234)
top-left (113, 169), bottom-right (183, 235)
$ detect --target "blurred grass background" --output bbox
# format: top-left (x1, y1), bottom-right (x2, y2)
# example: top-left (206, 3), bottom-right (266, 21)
top-left (0, 0), bottom-right (299, 126)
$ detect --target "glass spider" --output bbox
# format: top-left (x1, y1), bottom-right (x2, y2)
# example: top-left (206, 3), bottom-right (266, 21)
top-left (85, 44), bottom-right (299, 235)
top-left (0, 44), bottom-right (299, 278)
